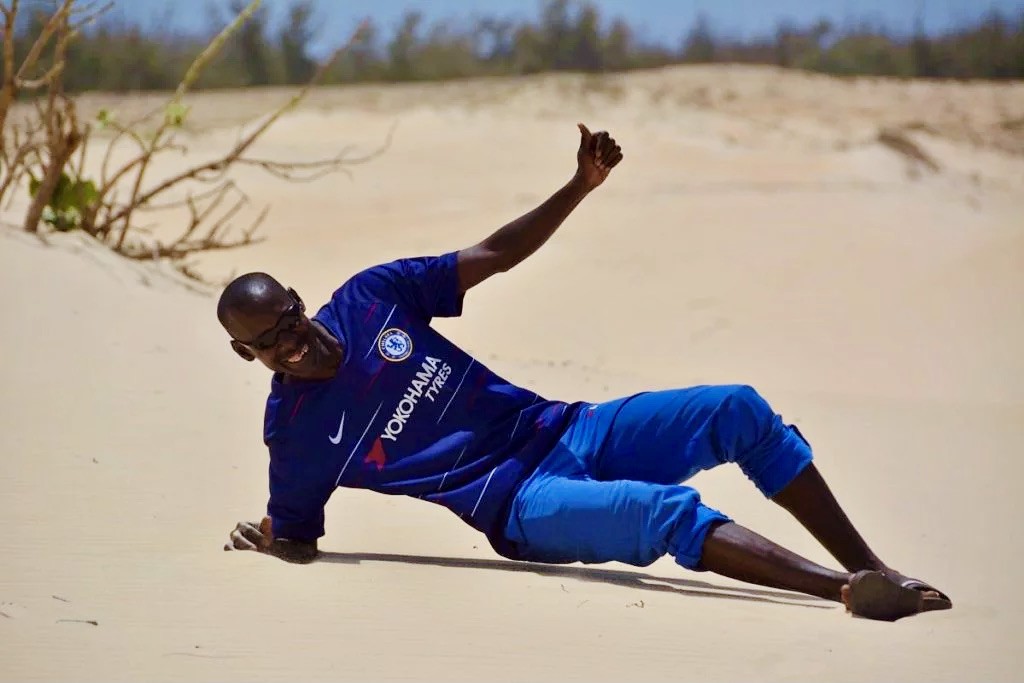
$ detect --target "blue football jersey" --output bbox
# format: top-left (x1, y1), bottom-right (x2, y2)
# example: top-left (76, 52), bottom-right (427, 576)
top-left (262, 252), bottom-right (581, 556)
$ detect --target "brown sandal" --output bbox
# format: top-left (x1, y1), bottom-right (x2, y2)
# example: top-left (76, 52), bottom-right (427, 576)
top-left (845, 570), bottom-right (929, 622)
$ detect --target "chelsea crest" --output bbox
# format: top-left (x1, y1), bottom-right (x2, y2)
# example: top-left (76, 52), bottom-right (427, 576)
top-left (378, 328), bottom-right (413, 362)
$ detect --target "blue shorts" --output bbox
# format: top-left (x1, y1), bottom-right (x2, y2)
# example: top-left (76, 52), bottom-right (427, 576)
top-left (502, 385), bottom-right (814, 570)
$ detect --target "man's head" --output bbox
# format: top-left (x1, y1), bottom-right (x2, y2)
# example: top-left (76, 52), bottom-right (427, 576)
top-left (217, 273), bottom-right (341, 380)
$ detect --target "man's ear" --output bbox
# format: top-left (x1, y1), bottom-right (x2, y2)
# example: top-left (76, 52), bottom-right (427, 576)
top-left (231, 340), bottom-right (256, 361)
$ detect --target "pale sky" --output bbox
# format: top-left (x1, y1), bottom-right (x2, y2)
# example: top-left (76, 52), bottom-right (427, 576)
top-left (113, 0), bottom-right (1024, 56)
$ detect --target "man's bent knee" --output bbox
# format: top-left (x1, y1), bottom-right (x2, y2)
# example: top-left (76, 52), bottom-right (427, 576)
top-left (711, 384), bottom-right (776, 461)
top-left (708, 385), bottom-right (813, 497)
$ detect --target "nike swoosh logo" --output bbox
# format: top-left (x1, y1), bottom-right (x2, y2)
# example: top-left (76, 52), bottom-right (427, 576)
top-left (328, 412), bottom-right (346, 445)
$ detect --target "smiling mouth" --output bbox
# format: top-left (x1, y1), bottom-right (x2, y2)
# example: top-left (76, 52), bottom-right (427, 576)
top-left (285, 343), bottom-right (309, 365)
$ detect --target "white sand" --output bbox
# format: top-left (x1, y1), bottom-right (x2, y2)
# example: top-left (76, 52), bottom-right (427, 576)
top-left (2, 66), bottom-right (1022, 682)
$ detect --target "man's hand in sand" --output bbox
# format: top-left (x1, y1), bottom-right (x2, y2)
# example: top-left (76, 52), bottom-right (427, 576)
top-left (225, 518), bottom-right (272, 552)
top-left (575, 123), bottom-right (623, 191)
top-left (224, 516), bottom-right (318, 564)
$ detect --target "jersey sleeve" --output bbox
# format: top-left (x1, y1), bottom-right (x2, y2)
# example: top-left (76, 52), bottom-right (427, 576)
top-left (351, 251), bottom-right (465, 322)
top-left (266, 440), bottom-right (334, 542)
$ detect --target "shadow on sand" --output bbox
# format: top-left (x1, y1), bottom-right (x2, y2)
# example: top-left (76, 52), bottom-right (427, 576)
top-left (318, 551), bottom-right (835, 610)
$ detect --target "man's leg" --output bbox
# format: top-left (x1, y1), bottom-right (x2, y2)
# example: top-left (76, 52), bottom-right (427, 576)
top-left (700, 521), bottom-right (849, 601)
top-left (771, 462), bottom-right (883, 572)
top-left (673, 385), bottom-right (887, 572)
top-left (580, 385), bottom-right (813, 493)
top-left (702, 522), bottom-right (937, 622)
top-left (700, 386), bottom-right (949, 602)
top-left (504, 464), bottom-right (845, 598)
top-left (576, 384), bottom-right (950, 605)
top-left (771, 462), bottom-right (949, 602)
top-left (503, 464), bottom-right (927, 617)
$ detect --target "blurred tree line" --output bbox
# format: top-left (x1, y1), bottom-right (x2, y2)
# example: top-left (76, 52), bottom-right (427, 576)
top-left (10, 0), bottom-right (1024, 92)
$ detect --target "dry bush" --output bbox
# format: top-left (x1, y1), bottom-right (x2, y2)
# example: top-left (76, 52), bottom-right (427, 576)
top-left (0, 0), bottom-right (387, 282)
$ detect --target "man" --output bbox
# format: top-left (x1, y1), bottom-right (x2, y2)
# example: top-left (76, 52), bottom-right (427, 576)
top-left (220, 123), bottom-right (951, 622)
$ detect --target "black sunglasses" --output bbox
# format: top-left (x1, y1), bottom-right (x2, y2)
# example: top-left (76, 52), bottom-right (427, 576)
top-left (235, 288), bottom-right (306, 351)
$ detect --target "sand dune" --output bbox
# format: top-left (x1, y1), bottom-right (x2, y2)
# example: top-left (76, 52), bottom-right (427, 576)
top-left (2, 65), bottom-right (1022, 682)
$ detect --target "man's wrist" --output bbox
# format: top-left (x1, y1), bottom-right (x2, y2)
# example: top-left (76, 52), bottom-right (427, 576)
top-left (568, 171), bottom-right (595, 195)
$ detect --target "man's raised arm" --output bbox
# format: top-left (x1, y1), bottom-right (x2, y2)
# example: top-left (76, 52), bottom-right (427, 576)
top-left (456, 123), bottom-right (623, 293)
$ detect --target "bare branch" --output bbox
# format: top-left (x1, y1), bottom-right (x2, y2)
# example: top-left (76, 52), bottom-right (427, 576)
top-left (129, 201), bottom-right (272, 268)
top-left (14, 1), bottom-right (82, 233)
top-left (0, 1), bottom-right (19, 23)
top-left (0, 0), bottom-right (20, 135)
top-left (114, 1), bottom-right (263, 134)
top-left (131, 180), bottom-right (240, 213)
top-left (17, 61), bottom-right (64, 90)
top-left (23, 95), bottom-right (84, 233)
top-left (215, 39), bottom-right (355, 163)
top-left (173, 0), bottom-right (263, 103)
top-left (99, 118), bottom-right (151, 189)
top-left (246, 161), bottom-right (352, 183)
top-left (232, 122), bottom-right (396, 182)
top-left (15, 0), bottom-right (73, 83)
top-left (114, 151), bottom-right (161, 247)
top-left (1, 121), bottom-right (43, 209)
top-left (69, 0), bottom-right (112, 28)
top-left (0, 142), bottom-right (31, 204)
top-left (5, 5), bottom-right (381, 281)
top-left (105, 21), bottom-right (368, 232)
top-left (98, 127), bottom-right (186, 206)
top-left (171, 194), bottom-right (204, 249)
top-left (244, 205), bottom-right (270, 240)
top-left (121, 230), bottom-right (268, 262)
top-left (47, 6), bottom-right (73, 119)
top-left (110, 0), bottom-right (264, 250)
top-left (31, 95), bottom-right (52, 140)
top-left (175, 262), bottom-right (207, 284)
top-left (202, 193), bottom-right (248, 245)
top-left (72, 124), bottom-right (90, 176)
top-left (176, 182), bottom-right (236, 246)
